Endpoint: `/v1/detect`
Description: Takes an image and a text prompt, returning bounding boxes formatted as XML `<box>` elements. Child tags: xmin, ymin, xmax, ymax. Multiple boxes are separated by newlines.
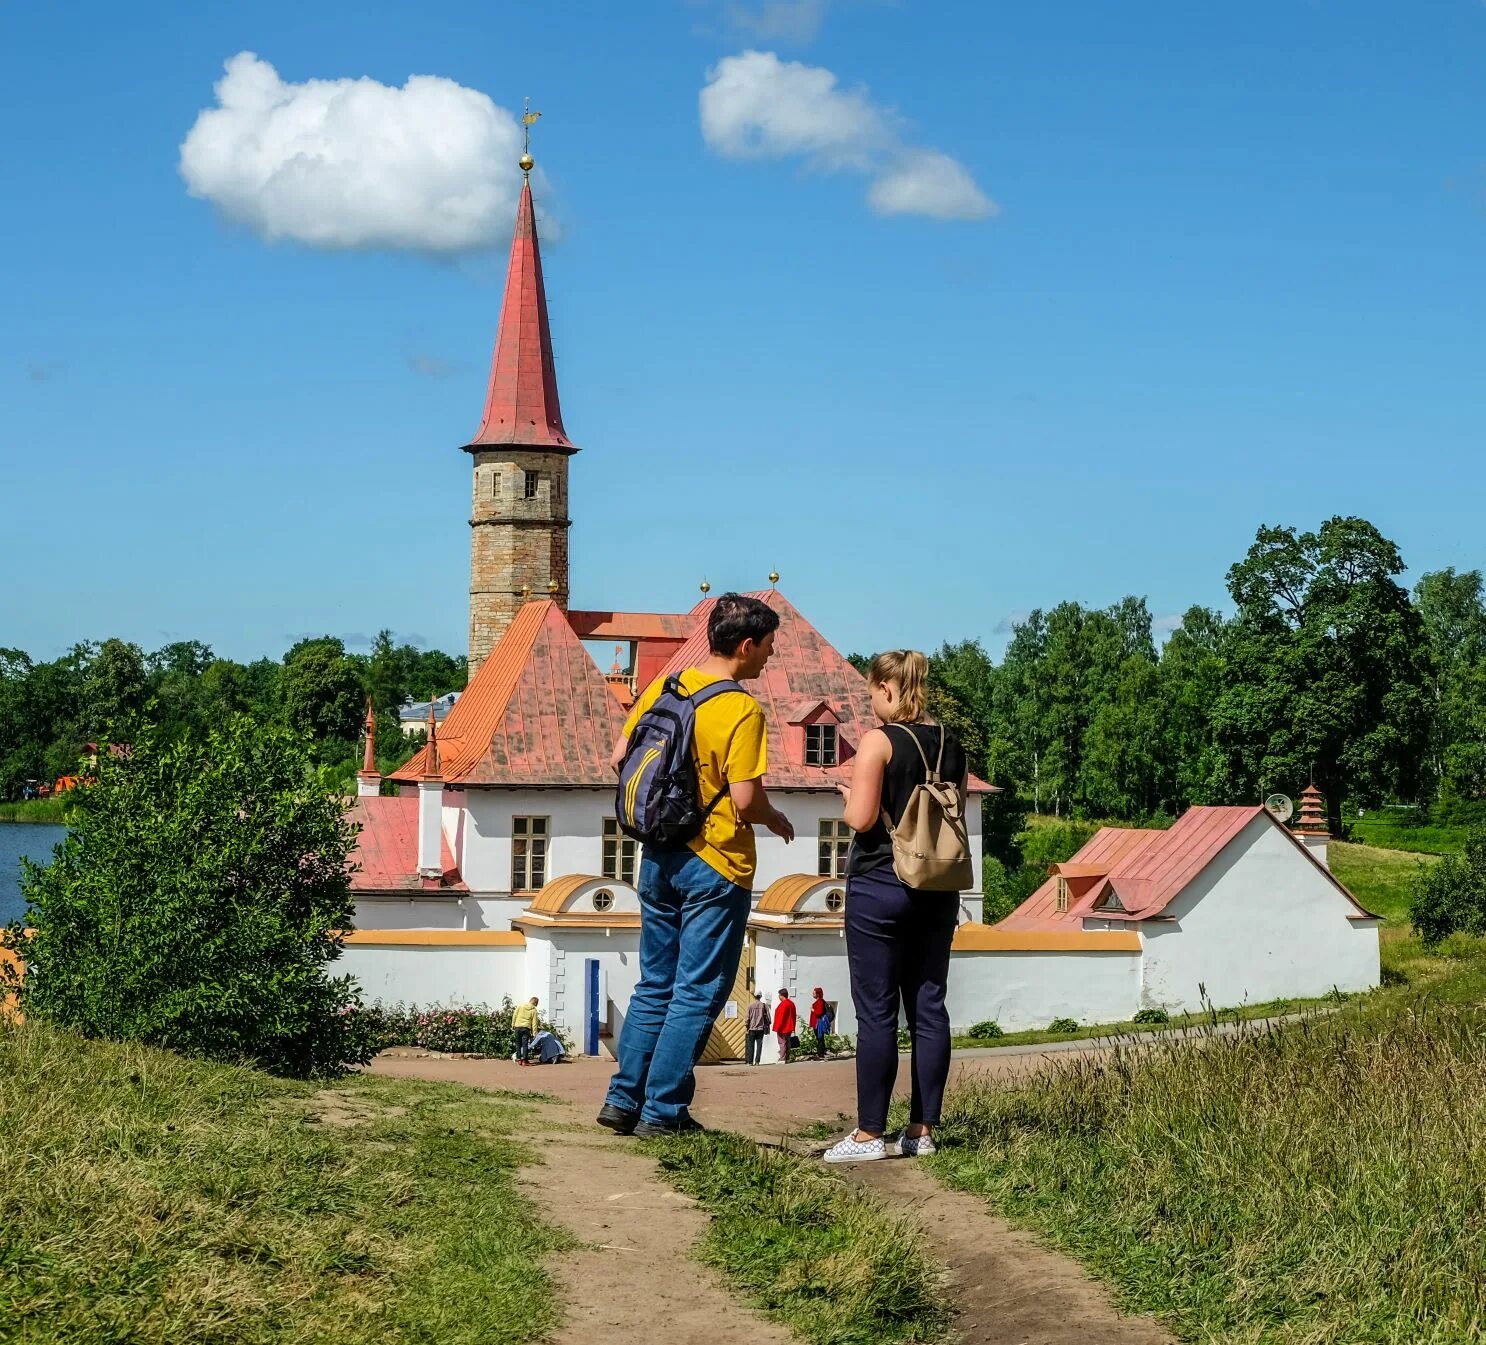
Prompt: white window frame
<box><xmin>818</xmin><ymin>819</ymin><xmax>851</xmax><ymax>878</ymax></box>
<box><xmin>602</xmin><ymin>818</ymin><xmax>638</xmax><ymax>885</ymax></box>
<box><xmin>805</xmin><ymin>722</ymin><xmax>839</xmax><ymax>767</ymax></box>
<box><xmin>512</xmin><ymin>815</ymin><xmax>549</xmax><ymax>892</ymax></box>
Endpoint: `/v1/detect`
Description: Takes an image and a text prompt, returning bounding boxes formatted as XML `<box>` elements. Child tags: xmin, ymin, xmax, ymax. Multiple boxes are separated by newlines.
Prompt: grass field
<box><xmin>647</xmin><ymin>1131</ymin><xmax>949</xmax><ymax>1345</ymax></box>
<box><xmin>0</xmin><ymin>799</ymin><xmax>73</xmax><ymax>824</ymax></box>
<box><xmin>1346</xmin><ymin>813</ymin><xmax>1471</xmax><ymax>855</ymax></box>
<box><xmin>0</xmin><ymin>1022</ymin><xmax>569</xmax><ymax>1344</ymax></box>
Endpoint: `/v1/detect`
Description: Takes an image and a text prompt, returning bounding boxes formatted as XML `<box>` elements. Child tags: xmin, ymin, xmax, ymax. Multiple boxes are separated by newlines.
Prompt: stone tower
<box><xmin>463</xmin><ymin>166</ymin><xmax>577</xmax><ymax>677</ymax></box>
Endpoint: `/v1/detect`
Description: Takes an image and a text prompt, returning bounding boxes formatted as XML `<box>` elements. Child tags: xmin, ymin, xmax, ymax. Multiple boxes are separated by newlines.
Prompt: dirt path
<box><xmin>508</xmin><ymin>1099</ymin><xmax>797</xmax><ymax>1345</ymax></box>
<box><xmin>373</xmin><ymin>1049</ymin><xmax>1177</xmax><ymax>1344</ymax></box>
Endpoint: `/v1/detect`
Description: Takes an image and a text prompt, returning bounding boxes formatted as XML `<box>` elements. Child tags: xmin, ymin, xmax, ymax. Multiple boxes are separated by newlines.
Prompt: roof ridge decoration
<box><xmin>463</xmin><ymin>166</ymin><xmax>576</xmax><ymax>453</ymax></box>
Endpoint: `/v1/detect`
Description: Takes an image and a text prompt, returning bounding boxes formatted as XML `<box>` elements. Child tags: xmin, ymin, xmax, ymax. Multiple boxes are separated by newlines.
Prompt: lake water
<box><xmin>0</xmin><ymin>823</ymin><xmax>67</xmax><ymax>925</ymax></box>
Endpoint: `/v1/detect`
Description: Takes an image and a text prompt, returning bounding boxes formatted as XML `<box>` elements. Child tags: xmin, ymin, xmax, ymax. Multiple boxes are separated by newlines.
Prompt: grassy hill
<box><xmin>0</xmin><ymin>1022</ymin><xmax>568</xmax><ymax>1344</ymax></box>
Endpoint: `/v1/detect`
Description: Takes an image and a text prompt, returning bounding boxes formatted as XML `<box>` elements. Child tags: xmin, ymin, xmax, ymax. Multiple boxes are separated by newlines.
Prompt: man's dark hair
<box><xmin>708</xmin><ymin>593</ymin><xmax>780</xmax><ymax>656</ymax></box>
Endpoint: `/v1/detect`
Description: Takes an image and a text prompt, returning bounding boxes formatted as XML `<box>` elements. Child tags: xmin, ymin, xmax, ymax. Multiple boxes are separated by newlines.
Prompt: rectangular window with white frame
<box><xmin>805</xmin><ymin>722</ymin><xmax>838</xmax><ymax>766</ymax></box>
<box><xmin>602</xmin><ymin>817</ymin><xmax>638</xmax><ymax>885</ymax></box>
<box><xmin>512</xmin><ymin>815</ymin><xmax>549</xmax><ymax>891</ymax></box>
<box><xmin>818</xmin><ymin>818</ymin><xmax>851</xmax><ymax>878</ymax></box>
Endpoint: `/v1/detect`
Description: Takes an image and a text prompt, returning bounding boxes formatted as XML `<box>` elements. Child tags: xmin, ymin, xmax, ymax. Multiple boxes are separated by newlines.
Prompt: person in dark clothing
<box><xmin>744</xmin><ymin>991</ymin><xmax>769</xmax><ymax>1065</ymax></box>
<box><xmin>824</xmin><ymin>650</ymin><xmax>967</xmax><ymax>1163</ymax></box>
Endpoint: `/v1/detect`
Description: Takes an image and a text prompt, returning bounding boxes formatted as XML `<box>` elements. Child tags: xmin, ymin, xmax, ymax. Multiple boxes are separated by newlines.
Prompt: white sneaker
<box><xmin>892</xmin><ymin>1132</ymin><xmax>936</xmax><ymax>1157</ymax></box>
<box><xmin>822</xmin><ymin>1132</ymin><xmax>887</xmax><ymax>1163</ymax></box>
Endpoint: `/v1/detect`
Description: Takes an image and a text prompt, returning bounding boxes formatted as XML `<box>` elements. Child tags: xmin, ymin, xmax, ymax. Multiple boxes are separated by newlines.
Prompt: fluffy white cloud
<box><xmin>726</xmin><ymin>0</ymin><xmax>833</xmax><ymax>45</ymax></box>
<box><xmin>699</xmin><ymin>51</ymin><xmax>994</xmax><ymax>221</ymax></box>
<box><xmin>180</xmin><ymin>53</ymin><xmax>536</xmax><ymax>254</ymax></box>
<box><xmin>868</xmin><ymin>152</ymin><xmax>997</xmax><ymax>221</ymax></box>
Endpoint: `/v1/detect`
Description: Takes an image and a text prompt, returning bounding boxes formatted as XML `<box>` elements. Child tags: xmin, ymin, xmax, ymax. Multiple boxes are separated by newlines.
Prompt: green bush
<box><xmin>356</xmin><ymin>1000</ymin><xmax>570</xmax><ymax>1056</ymax></box>
<box><xmin>1132</xmin><ymin>1007</ymin><xmax>1170</xmax><ymax>1024</ymax></box>
<box><xmin>1048</xmin><ymin>1017</ymin><xmax>1080</xmax><ymax>1033</ymax></box>
<box><xmin>787</xmin><ymin>1027</ymin><xmax>852</xmax><ymax>1061</ymax></box>
<box><xmin>967</xmin><ymin>1019</ymin><xmax>1004</xmax><ymax>1039</ymax></box>
<box><xmin>896</xmin><ymin>1025</ymin><xmax>912</xmax><ymax>1050</ymax></box>
<box><xmin>1409</xmin><ymin>824</ymin><xmax>1486</xmax><ymax>945</ymax></box>
<box><xmin>2</xmin><ymin>717</ymin><xmax>368</xmax><ymax>1077</ymax></box>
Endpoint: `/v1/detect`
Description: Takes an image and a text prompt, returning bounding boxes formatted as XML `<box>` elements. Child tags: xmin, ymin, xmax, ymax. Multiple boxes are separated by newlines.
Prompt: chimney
<box><xmin>1293</xmin><ymin>782</ymin><xmax>1330</xmax><ymax>870</ymax></box>
<box><xmin>356</xmin><ymin>698</ymin><xmax>381</xmax><ymax>798</ymax></box>
<box><xmin>418</xmin><ymin>699</ymin><xmax>444</xmax><ymax>883</ymax></box>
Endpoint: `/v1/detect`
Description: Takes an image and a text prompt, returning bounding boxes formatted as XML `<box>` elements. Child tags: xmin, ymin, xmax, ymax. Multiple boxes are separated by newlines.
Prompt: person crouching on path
<box><xmin>809</xmin><ymin>987</ymin><xmax>833</xmax><ymax>1058</ymax></box>
<box><xmin>597</xmin><ymin>594</ymin><xmax>795</xmax><ymax>1137</ymax></box>
<box><xmin>512</xmin><ymin>996</ymin><xmax>540</xmax><ymax>1066</ymax></box>
<box><xmin>773</xmin><ymin>987</ymin><xmax>797</xmax><ymax>1062</ymax></box>
<box><xmin>825</xmin><ymin>650</ymin><xmax>968</xmax><ymax>1162</ymax></box>
<box><xmin>744</xmin><ymin>991</ymin><xmax>769</xmax><ymax>1066</ymax></box>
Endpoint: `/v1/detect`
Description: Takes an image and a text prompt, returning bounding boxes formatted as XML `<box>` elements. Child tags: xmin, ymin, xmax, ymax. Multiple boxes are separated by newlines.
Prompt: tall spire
<box><xmin>463</xmin><ymin>141</ymin><xmax>575</xmax><ymax>453</ymax></box>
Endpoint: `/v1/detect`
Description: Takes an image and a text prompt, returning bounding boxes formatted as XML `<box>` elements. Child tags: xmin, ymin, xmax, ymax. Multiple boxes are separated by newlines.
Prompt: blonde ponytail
<box><xmin>868</xmin><ymin>650</ymin><xmax>929</xmax><ymax>723</ymax></box>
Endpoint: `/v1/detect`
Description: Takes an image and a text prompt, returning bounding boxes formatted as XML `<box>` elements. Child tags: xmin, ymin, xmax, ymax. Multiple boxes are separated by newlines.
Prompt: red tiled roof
<box><xmin>999</xmin><ymin>806</ymin><xmax>1376</xmax><ymax>932</ymax></box>
<box><xmin>349</xmin><ymin>795</ymin><xmax>465</xmax><ymax>892</ymax></box>
<box><xmin>567</xmin><ymin>610</ymin><xmax>693</xmax><ymax>640</ymax></box>
<box><xmin>653</xmin><ymin>590</ymin><xmax>993</xmax><ymax>792</ymax></box>
<box><xmin>391</xmin><ymin>600</ymin><xmax>627</xmax><ymax>787</ymax></box>
<box><xmin>464</xmin><ymin>180</ymin><xmax>575</xmax><ymax>452</ymax></box>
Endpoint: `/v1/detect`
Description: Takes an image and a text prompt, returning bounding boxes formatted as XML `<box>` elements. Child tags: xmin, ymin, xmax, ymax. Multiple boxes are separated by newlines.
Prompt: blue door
<box><xmin>584</xmin><ymin>957</ymin><xmax>600</xmax><ymax>1057</ymax></box>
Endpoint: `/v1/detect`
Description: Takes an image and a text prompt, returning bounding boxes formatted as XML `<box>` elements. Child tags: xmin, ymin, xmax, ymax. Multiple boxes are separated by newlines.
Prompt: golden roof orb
<box><xmin>519</xmin><ymin>152</ymin><xmax>535</xmax><ymax>173</ymax></box>
<box><xmin>547</xmin><ymin>578</ymin><xmax>560</xmax><ymax>594</ymax></box>
<box><xmin>700</xmin><ymin>579</ymin><xmax>712</xmax><ymax>595</ymax></box>
<box><xmin>768</xmin><ymin>570</ymin><xmax>780</xmax><ymax>586</ymax></box>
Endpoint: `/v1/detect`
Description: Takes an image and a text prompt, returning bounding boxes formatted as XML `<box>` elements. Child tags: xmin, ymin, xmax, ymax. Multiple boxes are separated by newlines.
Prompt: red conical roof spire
<box><xmin>464</xmin><ymin>176</ymin><xmax>576</xmax><ymax>453</ymax></box>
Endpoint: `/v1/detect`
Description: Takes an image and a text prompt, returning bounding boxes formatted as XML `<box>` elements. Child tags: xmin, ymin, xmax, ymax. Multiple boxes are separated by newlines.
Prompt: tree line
<box><xmin>919</xmin><ymin>516</ymin><xmax>1486</xmax><ymax>836</ymax></box>
<box><xmin>0</xmin><ymin>631</ymin><xmax>466</xmax><ymax>798</ymax></box>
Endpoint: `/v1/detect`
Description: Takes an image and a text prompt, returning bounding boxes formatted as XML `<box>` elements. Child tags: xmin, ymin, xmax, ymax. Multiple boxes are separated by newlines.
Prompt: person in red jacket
<box><xmin>808</xmin><ymin>987</ymin><xmax>833</xmax><ymax>1058</ymax></box>
<box><xmin>772</xmin><ymin>988</ymin><xmax>797</xmax><ymax>1063</ymax></box>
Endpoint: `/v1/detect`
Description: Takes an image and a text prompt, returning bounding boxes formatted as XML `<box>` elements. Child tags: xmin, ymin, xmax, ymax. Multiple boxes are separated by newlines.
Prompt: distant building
<box><xmin>397</xmin><ymin>693</ymin><xmax>461</xmax><ymax>738</ymax></box>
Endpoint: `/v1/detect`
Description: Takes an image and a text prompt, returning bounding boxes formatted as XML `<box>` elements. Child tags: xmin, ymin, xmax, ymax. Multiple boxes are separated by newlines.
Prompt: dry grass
<box><xmin>930</xmin><ymin>1000</ymin><xmax>1486</xmax><ymax>1343</ymax></box>
<box><xmin>0</xmin><ymin>1021</ymin><xmax>569</xmax><ymax>1343</ymax></box>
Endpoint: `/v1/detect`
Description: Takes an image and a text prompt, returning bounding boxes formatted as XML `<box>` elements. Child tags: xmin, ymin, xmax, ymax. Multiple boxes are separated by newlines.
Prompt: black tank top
<box><xmin>847</xmin><ymin>722</ymin><xmax>968</xmax><ymax>877</ymax></box>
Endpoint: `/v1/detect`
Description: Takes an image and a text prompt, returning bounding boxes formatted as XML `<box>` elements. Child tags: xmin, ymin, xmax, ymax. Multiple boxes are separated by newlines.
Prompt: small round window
<box><xmin>824</xmin><ymin>889</ymin><xmax>845</xmax><ymax>913</ymax></box>
<box><xmin>592</xmin><ymin>888</ymin><xmax>615</xmax><ymax>913</ymax></box>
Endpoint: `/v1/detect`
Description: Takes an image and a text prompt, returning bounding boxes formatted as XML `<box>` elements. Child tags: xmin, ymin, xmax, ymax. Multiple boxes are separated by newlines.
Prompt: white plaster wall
<box><xmin>753</xmin><ymin>928</ymin><xmax>854</xmax><ymax>1036</ymax></box>
<box><xmin>525</xmin><ymin>928</ymin><xmax>643</xmax><ymax>1048</ymax></box>
<box><xmin>753</xmin><ymin>789</ymin><xmax>985</xmax><ymax>899</ymax></box>
<box><xmin>352</xmin><ymin>894</ymin><xmax>532</xmax><ymax>933</ymax></box>
<box><xmin>459</xmin><ymin>788</ymin><xmax>613</xmax><ymax>894</ymax></box>
<box><xmin>341</xmin><ymin>944</ymin><xmax>526</xmax><ymax>1009</ymax></box>
<box><xmin>1139</xmin><ymin>815</ymin><xmax>1381</xmax><ymax>1014</ymax></box>
<box><xmin>948</xmin><ymin>949</ymin><xmax>1141</xmax><ymax>1033</ymax></box>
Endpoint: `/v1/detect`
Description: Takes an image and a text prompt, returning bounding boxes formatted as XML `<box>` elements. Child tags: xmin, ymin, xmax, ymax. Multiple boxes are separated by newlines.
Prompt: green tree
<box><xmin>4</xmin><ymin>716</ymin><xmax>368</xmax><ymax>1076</ymax></box>
<box><xmin>281</xmin><ymin>641</ymin><xmax>364</xmax><ymax>751</ymax></box>
<box><xmin>1414</xmin><ymin>568</ymin><xmax>1486</xmax><ymax>798</ymax></box>
<box><xmin>1213</xmin><ymin>517</ymin><xmax>1434</xmax><ymax>831</ymax></box>
<box><xmin>82</xmin><ymin>638</ymin><xmax>150</xmax><ymax>739</ymax></box>
<box><xmin>1159</xmin><ymin>606</ymin><xmax>1229</xmax><ymax>805</ymax></box>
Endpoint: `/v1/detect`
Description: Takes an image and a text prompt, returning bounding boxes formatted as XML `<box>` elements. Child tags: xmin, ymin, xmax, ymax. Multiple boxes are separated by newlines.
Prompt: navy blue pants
<box><xmin>845</xmin><ymin>866</ymin><xmax>958</xmax><ymax>1133</ymax></box>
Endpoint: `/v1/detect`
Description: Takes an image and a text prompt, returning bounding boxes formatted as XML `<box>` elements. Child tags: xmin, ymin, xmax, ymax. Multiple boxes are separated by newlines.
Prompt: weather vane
<box><xmin>520</xmin><ymin>97</ymin><xmax>541</xmax><ymax>176</ymax></box>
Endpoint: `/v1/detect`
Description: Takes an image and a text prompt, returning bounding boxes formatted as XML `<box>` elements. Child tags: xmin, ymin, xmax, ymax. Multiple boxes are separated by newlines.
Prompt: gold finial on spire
<box><xmin>520</xmin><ymin>97</ymin><xmax>540</xmax><ymax>175</ymax></box>
<box><xmin>768</xmin><ymin>570</ymin><xmax>780</xmax><ymax>586</ymax></box>
<box><xmin>700</xmin><ymin>578</ymin><xmax>711</xmax><ymax>595</ymax></box>
<box><xmin>547</xmin><ymin>578</ymin><xmax>559</xmax><ymax>595</ymax></box>
<box><xmin>521</xmin><ymin>582</ymin><xmax>533</xmax><ymax>600</ymax></box>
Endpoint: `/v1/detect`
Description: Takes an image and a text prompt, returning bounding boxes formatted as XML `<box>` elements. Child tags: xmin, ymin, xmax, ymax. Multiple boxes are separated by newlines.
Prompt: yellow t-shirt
<box><xmin>624</xmin><ymin>670</ymin><xmax>768</xmax><ymax>887</ymax></box>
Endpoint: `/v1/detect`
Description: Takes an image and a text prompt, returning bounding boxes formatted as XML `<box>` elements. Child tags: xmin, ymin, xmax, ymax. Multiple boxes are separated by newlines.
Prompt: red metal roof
<box><xmin>999</xmin><ymin>806</ymin><xmax>1377</xmax><ymax>932</ymax></box>
<box><xmin>567</xmin><ymin>610</ymin><xmax>693</xmax><ymax>640</ymax></box>
<box><xmin>349</xmin><ymin>795</ymin><xmax>465</xmax><ymax>892</ymax></box>
<box><xmin>464</xmin><ymin>180</ymin><xmax>575</xmax><ymax>452</ymax></box>
<box><xmin>391</xmin><ymin>600</ymin><xmax>628</xmax><ymax>787</ymax></box>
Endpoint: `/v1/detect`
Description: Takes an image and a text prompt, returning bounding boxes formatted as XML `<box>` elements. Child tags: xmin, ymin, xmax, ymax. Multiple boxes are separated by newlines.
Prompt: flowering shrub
<box><xmin>352</xmin><ymin>1000</ymin><xmax>570</xmax><ymax>1057</ymax></box>
<box><xmin>787</xmin><ymin>1028</ymin><xmax>852</xmax><ymax>1061</ymax></box>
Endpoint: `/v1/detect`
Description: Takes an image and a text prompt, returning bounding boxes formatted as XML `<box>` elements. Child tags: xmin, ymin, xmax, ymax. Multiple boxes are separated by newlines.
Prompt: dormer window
<box><xmin>1056</xmin><ymin>877</ymin><xmax>1070</xmax><ymax>913</ymax></box>
<box><xmin>1097</xmin><ymin>891</ymin><xmax>1125</xmax><ymax>913</ymax></box>
<box><xmin>806</xmin><ymin>723</ymin><xmax>838</xmax><ymax>767</ymax></box>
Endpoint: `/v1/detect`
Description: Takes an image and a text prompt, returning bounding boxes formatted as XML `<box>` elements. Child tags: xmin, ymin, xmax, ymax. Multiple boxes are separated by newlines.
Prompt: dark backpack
<box><xmin>615</xmin><ymin>676</ymin><xmax>744</xmax><ymax>849</ymax></box>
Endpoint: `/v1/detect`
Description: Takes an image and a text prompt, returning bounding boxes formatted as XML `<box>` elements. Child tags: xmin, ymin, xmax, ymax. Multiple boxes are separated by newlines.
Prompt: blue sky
<box><xmin>3</xmin><ymin>0</ymin><xmax>1484</xmax><ymax>666</ymax></box>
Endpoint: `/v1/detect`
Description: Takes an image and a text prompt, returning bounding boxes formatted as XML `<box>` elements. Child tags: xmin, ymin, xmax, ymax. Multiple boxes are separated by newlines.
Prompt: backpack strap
<box><xmin>878</xmin><ymin>723</ymin><xmax>948</xmax><ymax>831</ymax></box>
<box><xmin>687</xmin><ymin>679</ymin><xmax>747</xmax><ymax>816</ymax></box>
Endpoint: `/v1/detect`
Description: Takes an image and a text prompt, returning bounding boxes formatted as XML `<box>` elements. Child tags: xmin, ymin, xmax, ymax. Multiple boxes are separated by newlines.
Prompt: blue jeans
<box><xmin>605</xmin><ymin>848</ymin><xmax>751</xmax><ymax>1124</ymax></box>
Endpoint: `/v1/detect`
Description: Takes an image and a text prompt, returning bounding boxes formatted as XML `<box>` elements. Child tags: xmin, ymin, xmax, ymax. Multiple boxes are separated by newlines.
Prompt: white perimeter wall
<box><xmin>949</xmin><ymin>948</ymin><xmax>1141</xmax><ymax>1033</ymax></box>
<box><xmin>1139</xmin><ymin>815</ymin><xmax>1381</xmax><ymax>1014</ymax></box>
<box><xmin>340</xmin><ymin>943</ymin><xmax>525</xmax><ymax>1009</ymax></box>
<box><xmin>524</xmin><ymin>928</ymin><xmax>644</xmax><ymax>1046</ymax></box>
<box><xmin>753</xmin><ymin>928</ymin><xmax>854</xmax><ymax>1039</ymax></box>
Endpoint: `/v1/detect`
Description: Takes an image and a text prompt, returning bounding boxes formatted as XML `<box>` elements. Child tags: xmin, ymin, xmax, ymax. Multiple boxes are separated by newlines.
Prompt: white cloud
<box><xmin>180</xmin><ymin>53</ymin><xmax>538</xmax><ymax>254</ymax></box>
<box><xmin>868</xmin><ymin>151</ymin><xmax>996</xmax><ymax>221</ymax></box>
<box><xmin>726</xmin><ymin>0</ymin><xmax>833</xmax><ymax>44</ymax></box>
<box><xmin>699</xmin><ymin>51</ymin><xmax>994</xmax><ymax>220</ymax></box>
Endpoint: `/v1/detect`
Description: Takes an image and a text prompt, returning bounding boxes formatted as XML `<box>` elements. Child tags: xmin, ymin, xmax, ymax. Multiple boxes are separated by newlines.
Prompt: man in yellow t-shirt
<box><xmin>511</xmin><ymin>996</ymin><xmax>540</xmax><ymax>1065</ymax></box>
<box><xmin>599</xmin><ymin>594</ymin><xmax>794</xmax><ymax>1138</ymax></box>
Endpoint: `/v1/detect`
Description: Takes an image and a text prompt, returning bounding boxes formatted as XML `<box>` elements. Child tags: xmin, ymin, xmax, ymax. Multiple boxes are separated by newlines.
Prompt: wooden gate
<box><xmin>700</xmin><ymin>932</ymin><xmax>755</xmax><ymax>1064</ymax></box>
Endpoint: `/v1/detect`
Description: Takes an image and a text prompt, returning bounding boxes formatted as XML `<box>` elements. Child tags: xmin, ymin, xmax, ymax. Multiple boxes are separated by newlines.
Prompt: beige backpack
<box><xmin>881</xmin><ymin>724</ymin><xmax>974</xmax><ymax>892</ymax></box>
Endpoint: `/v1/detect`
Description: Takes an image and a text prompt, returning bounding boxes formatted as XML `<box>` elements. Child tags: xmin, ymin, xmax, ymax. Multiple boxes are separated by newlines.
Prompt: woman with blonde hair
<box><xmin>823</xmin><ymin>650</ymin><xmax>968</xmax><ymax>1163</ymax></box>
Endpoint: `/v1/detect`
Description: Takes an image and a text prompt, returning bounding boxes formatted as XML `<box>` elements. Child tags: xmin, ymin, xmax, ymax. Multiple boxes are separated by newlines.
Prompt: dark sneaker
<box><xmin>596</xmin><ymin>1103</ymin><xmax>640</xmax><ymax>1134</ymax></box>
<box><xmin>633</xmin><ymin>1114</ymin><xmax>707</xmax><ymax>1138</ymax></box>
